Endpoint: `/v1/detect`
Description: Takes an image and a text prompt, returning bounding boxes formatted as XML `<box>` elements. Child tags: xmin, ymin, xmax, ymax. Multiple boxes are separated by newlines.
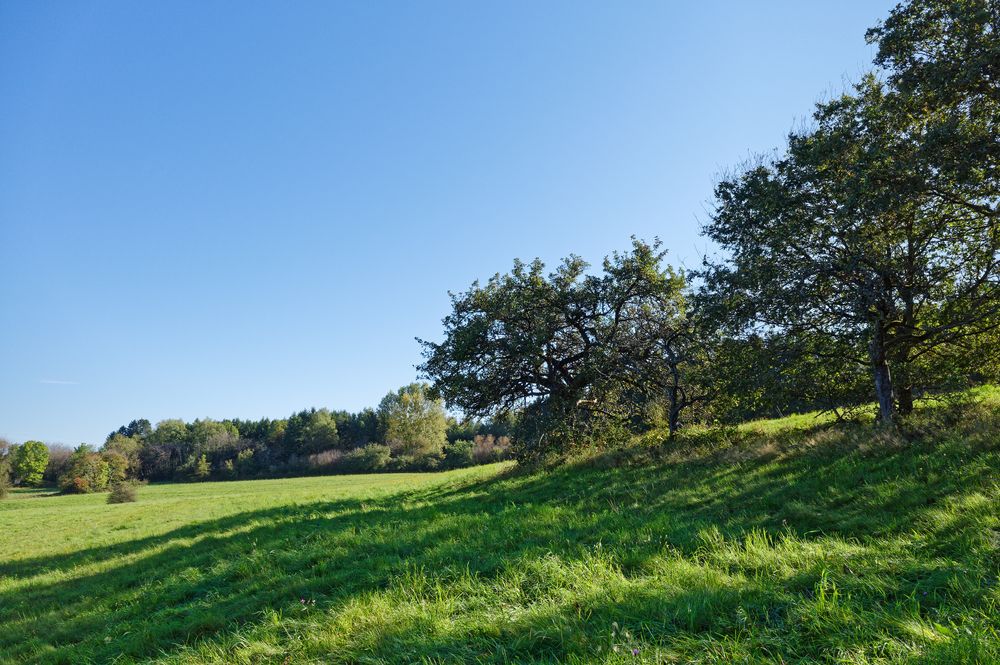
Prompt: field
<box><xmin>2</xmin><ymin>394</ymin><xmax>1000</xmax><ymax>664</ymax></box>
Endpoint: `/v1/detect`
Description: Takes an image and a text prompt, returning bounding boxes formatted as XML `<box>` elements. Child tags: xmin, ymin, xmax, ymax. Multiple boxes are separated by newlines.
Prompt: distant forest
<box><xmin>0</xmin><ymin>383</ymin><xmax>514</xmax><ymax>494</ymax></box>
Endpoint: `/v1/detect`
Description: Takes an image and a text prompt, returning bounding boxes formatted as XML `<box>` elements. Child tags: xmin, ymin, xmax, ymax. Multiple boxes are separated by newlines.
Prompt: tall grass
<box><xmin>0</xmin><ymin>389</ymin><xmax>997</xmax><ymax>663</ymax></box>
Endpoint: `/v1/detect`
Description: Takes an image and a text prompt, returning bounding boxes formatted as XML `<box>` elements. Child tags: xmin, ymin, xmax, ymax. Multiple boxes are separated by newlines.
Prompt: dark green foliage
<box><xmin>440</xmin><ymin>435</ymin><xmax>512</xmax><ymax>470</ymax></box>
<box><xmin>107</xmin><ymin>418</ymin><xmax>152</xmax><ymax>443</ymax></box>
<box><xmin>332</xmin><ymin>408</ymin><xmax>378</xmax><ymax>449</ymax></box>
<box><xmin>412</xmin><ymin>0</ymin><xmax>998</xmax><ymax>441</ymax></box>
<box><xmin>107</xmin><ymin>481</ymin><xmax>139</xmax><ymax>504</ymax></box>
<box><xmin>701</xmin><ymin>1</ymin><xmax>999</xmax><ymax>424</ymax></box>
<box><xmin>695</xmin><ymin>333</ymin><xmax>873</xmax><ymax>424</ymax></box>
<box><xmin>419</xmin><ymin>239</ymin><xmax>693</xmax><ymax>460</ymax></box>
<box><xmin>283</xmin><ymin>409</ymin><xmax>339</xmax><ymax>457</ymax></box>
<box><xmin>868</xmin><ymin>0</ymin><xmax>999</xmax><ymax>174</ymax></box>
<box><xmin>442</xmin><ymin>439</ymin><xmax>474</xmax><ymax>469</ymax></box>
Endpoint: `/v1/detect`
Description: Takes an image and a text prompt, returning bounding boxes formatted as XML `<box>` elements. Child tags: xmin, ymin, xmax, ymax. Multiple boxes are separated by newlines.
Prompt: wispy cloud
<box><xmin>38</xmin><ymin>379</ymin><xmax>79</xmax><ymax>385</ymax></box>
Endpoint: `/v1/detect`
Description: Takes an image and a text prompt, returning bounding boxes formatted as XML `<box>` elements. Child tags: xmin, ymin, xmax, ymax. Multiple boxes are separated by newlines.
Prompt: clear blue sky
<box><xmin>0</xmin><ymin>1</ymin><xmax>895</xmax><ymax>445</ymax></box>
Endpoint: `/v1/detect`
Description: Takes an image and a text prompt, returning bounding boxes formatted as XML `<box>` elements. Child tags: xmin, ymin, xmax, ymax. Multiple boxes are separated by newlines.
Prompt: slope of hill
<box><xmin>1</xmin><ymin>389</ymin><xmax>998</xmax><ymax>664</ymax></box>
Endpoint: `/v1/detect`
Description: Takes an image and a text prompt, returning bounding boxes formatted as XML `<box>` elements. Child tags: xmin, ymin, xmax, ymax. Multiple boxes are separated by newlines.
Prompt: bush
<box><xmin>389</xmin><ymin>453</ymin><xmax>442</xmax><ymax>472</ymax></box>
<box><xmin>441</xmin><ymin>435</ymin><xmax>513</xmax><ymax>469</ymax></box>
<box><xmin>443</xmin><ymin>439</ymin><xmax>475</xmax><ymax>469</ymax></box>
<box><xmin>107</xmin><ymin>481</ymin><xmax>139</xmax><ymax>504</ymax></box>
<box><xmin>342</xmin><ymin>444</ymin><xmax>392</xmax><ymax>472</ymax></box>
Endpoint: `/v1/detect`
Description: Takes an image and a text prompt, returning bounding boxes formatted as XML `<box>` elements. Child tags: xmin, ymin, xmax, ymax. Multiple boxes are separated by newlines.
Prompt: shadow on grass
<box><xmin>1</xmin><ymin>426</ymin><xmax>998</xmax><ymax>664</ymax></box>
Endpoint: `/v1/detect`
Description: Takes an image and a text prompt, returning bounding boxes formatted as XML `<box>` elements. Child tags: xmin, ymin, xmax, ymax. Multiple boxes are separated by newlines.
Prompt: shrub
<box><xmin>107</xmin><ymin>481</ymin><xmax>139</xmax><ymax>504</ymax></box>
<box><xmin>389</xmin><ymin>452</ymin><xmax>442</xmax><ymax>472</ymax></box>
<box><xmin>342</xmin><ymin>444</ymin><xmax>392</xmax><ymax>472</ymax></box>
<box><xmin>443</xmin><ymin>439</ymin><xmax>475</xmax><ymax>469</ymax></box>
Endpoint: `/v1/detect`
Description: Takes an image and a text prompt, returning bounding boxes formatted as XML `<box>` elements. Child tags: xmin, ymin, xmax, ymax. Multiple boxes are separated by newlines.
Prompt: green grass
<box><xmin>2</xmin><ymin>393</ymin><xmax>999</xmax><ymax>664</ymax></box>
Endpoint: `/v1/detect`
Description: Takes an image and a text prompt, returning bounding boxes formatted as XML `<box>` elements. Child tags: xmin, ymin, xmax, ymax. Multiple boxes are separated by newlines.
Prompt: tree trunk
<box><xmin>666</xmin><ymin>360</ymin><xmax>682</xmax><ymax>439</ymax></box>
<box><xmin>667</xmin><ymin>385</ymin><xmax>680</xmax><ymax>439</ymax></box>
<box><xmin>897</xmin><ymin>385</ymin><xmax>914</xmax><ymax>415</ymax></box>
<box><xmin>897</xmin><ymin>219</ymin><xmax>916</xmax><ymax>418</ymax></box>
<box><xmin>869</xmin><ymin>331</ymin><xmax>895</xmax><ymax>424</ymax></box>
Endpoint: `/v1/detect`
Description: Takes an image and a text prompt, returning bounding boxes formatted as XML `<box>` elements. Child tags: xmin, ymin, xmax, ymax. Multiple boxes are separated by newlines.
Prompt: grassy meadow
<box><xmin>2</xmin><ymin>392</ymin><xmax>1000</xmax><ymax>664</ymax></box>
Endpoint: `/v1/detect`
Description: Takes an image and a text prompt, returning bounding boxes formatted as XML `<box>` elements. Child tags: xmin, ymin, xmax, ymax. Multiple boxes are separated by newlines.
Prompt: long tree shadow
<box><xmin>1</xmin><ymin>502</ymin><xmax>344</xmax><ymax>581</ymax></box>
<box><xmin>1</xmin><ymin>431</ymin><xmax>997</xmax><ymax>664</ymax></box>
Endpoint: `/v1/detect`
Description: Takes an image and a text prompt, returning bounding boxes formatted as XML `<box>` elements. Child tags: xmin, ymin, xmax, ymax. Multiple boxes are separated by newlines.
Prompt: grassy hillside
<box><xmin>2</xmin><ymin>391</ymin><xmax>999</xmax><ymax>664</ymax></box>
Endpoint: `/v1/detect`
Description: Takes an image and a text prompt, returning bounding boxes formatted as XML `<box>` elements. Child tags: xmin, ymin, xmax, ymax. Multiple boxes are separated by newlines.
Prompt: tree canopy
<box><xmin>419</xmin><ymin>239</ymin><xmax>695</xmax><ymax>458</ymax></box>
<box><xmin>700</xmin><ymin>1</ymin><xmax>999</xmax><ymax>423</ymax></box>
<box><xmin>12</xmin><ymin>440</ymin><xmax>49</xmax><ymax>486</ymax></box>
<box><xmin>376</xmin><ymin>383</ymin><xmax>448</xmax><ymax>465</ymax></box>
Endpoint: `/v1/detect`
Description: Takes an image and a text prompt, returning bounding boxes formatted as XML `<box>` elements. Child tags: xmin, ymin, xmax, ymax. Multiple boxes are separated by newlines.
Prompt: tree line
<box><xmin>0</xmin><ymin>383</ymin><xmax>513</xmax><ymax>493</ymax></box>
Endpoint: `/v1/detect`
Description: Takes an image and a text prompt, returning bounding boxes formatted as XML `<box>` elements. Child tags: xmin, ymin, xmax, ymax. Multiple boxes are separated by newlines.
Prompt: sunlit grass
<box><xmin>1</xmin><ymin>389</ymin><xmax>998</xmax><ymax>663</ymax></box>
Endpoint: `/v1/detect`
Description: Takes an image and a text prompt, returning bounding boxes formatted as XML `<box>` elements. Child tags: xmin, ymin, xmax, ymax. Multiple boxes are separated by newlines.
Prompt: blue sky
<box><xmin>0</xmin><ymin>1</ymin><xmax>895</xmax><ymax>445</ymax></box>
